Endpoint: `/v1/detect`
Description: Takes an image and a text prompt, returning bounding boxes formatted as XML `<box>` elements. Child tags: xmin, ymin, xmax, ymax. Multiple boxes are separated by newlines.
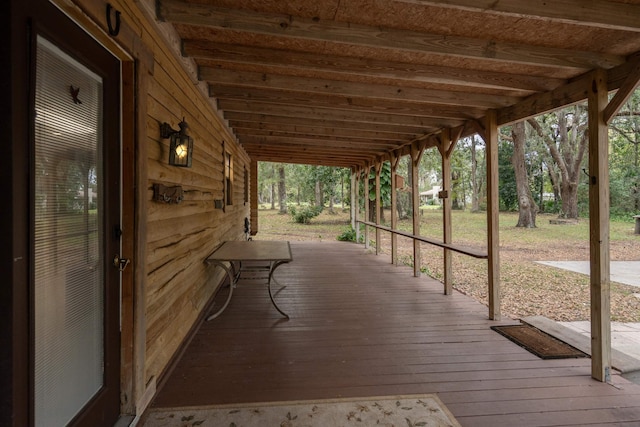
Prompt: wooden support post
<box><xmin>588</xmin><ymin>69</ymin><xmax>612</xmax><ymax>383</ymax></box>
<box><xmin>484</xmin><ymin>111</ymin><xmax>501</xmax><ymax>320</ymax></box>
<box><xmin>390</xmin><ymin>153</ymin><xmax>400</xmax><ymax>265</ymax></box>
<box><xmin>375</xmin><ymin>162</ymin><xmax>382</xmax><ymax>256</ymax></box>
<box><xmin>411</xmin><ymin>144</ymin><xmax>423</xmax><ymax>277</ymax></box>
<box><xmin>250</xmin><ymin>159</ymin><xmax>259</xmax><ymax>235</ymax></box>
<box><xmin>438</xmin><ymin>129</ymin><xmax>454</xmax><ymax>295</ymax></box>
<box><xmin>350</xmin><ymin>169</ymin><xmax>356</xmax><ymax>230</ymax></box>
<box><xmin>364</xmin><ymin>166</ymin><xmax>370</xmax><ymax>249</ymax></box>
<box><xmin>355</xmin><ymin>171</ymin><xmax>361</xmax><ymax>244</ymax></box>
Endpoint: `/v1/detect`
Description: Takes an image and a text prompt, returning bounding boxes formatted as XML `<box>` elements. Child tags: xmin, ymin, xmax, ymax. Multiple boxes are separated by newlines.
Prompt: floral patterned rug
<box><xmin>142</xmin><ymin>394</ymin><xmax>460</xmax><ymax>427</ymax></box>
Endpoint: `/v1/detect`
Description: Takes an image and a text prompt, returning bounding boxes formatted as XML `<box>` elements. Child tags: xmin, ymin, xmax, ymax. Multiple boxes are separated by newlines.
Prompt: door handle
<box><xmin>113</xmin><ymin>255</ymin><xmax>131</xmax><ymax>272</ymax></box>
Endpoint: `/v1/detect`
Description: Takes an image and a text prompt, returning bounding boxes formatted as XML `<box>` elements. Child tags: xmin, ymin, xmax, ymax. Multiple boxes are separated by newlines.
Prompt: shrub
<box><xmin>336</xmin><ymin>225</ymin><xmax>364</xmax><ymax>242</ymax></box>
<box><xmin>289</xmin><ymin>204</ymin><xmax>322</xmax><ymax>224</ymax></box>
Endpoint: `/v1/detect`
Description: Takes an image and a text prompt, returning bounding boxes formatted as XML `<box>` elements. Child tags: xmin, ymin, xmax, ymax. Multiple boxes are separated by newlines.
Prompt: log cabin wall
<box><xmin>133</xmin><ymin>4</ymin><xmax>252</xmax><ymax>385</ymax></box>
<box><xmin>54</xmin><ymin>0</ymin><xmax>252</xmax><ymax>392</ymax></box>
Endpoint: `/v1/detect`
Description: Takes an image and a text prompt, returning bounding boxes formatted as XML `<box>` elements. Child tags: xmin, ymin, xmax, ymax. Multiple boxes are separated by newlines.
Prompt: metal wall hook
<box><xmin>106</xmin><ymin>3</ymin><xmax>121</xmax><ymax>37</ymax></box>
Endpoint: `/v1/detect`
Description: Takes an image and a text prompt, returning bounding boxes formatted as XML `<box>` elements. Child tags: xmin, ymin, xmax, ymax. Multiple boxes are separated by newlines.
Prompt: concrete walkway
<box><xmin>528</xmin><ymin>261</ymin><xmax>640</xmax><ymax>383</ymax></box>
<box><xmin>558</xmin><ymin>321</ymin><xmax>640</xmax><ymax>385</ymax></box>
<box><xmin>535</xmin><ymin>261</ymin><xmax>640</xmax><ymax>288</ymax></box>
<box><xmin>558</xmin><ymin>321</ymin><xmax>640</xmax><ymax>362</ymax></box>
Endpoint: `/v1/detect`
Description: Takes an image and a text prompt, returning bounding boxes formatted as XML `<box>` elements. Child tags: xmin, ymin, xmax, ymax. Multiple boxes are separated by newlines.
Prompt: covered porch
<box><xmin>144</xmin><ymin>241</ymin><xmax>640</xmax><ymax>426</ymax></box>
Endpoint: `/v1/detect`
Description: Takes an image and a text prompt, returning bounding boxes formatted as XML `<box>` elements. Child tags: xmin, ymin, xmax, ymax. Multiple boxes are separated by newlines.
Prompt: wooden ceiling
<box><xmin>157</xmin><ymin>0</ymin><xmax>640</xmax><ymax>168</ymax></box>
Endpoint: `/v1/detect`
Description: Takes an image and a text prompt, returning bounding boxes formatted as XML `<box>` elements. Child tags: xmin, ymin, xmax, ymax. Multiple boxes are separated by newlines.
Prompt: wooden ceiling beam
<box><xmin>218</xmin><ymin>99</ymin><xmax>461</xmax><ymax>129</ymax></box>
<box><xmin>398</xmin><ymin>0</ymin><xmax>640</xmax><ymax>33</ymax></box>
<box><xmin>234</xmin><ymin>129</ymin><xmax>404</xmax><ymax>145</ymax></box>
<box><xmin>158</xmin><ymin>0</ymin><xmax>624</xmax><ymax>69</ymax></box>
<box><xmin>211</xmin><ymin>85</ymin><xmax>485</xmax><ymax>120</ymax></box>
<box><xmin>604</xmin><ymin>56</ymin><xmax>640</xmax><ymax>124</ymax></box>
<box><xmin>246</xmin><ymin>153</ymin><xmax>361</xmax><ymax>167</ymax></box>
<box><xmin>241</xmin><ymin>144</ymin><xmax>376</xmax><ymax>162</ymax></box>
<box><xmin>225</xmin><ymin>113</ymin><xmax>430</xmax><ymax>135</ymax></box>
<box><xmin>201</xmin><ymin>68</ymin><xmax>518</xmax><ymax>108</ymax></box>
<box><xmin>238</xmin><ymin>135</ymin><xmax>398</xmax><ymax>150</ymax></box>
<box><xmin>184</xmin><ymin>40</ymin><xmax>565</xmax><ymax>92</ymax></box>
<box><xmin>238</xmin><ymin>134</ymin><xmax>398</xmax><ymax>152</ymax></box>
<box><xmin>498</xmin><ymin>57</ymin><xmax>640</xmax><ymax>125</ymax></box>
<box><xmin>230</xmin><ymin>122</ymin><xmax>409</xmax><ymax>141</ymax></box>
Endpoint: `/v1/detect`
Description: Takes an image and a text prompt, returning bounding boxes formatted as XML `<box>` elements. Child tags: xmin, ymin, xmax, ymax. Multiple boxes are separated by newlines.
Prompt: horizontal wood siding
<box><xmin>149</xmin><ymin>241</ymin><xmax>640</xmax><ymax>426</ymax></box>
<box><xmin>75</xmin><ymin>0</ymin><xmax>253</xmax><ymax>385</ymax></box>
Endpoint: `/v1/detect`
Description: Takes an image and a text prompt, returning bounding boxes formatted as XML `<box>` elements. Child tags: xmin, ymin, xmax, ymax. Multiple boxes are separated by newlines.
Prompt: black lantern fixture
<box><xmin>160</xmin><ymin>118</ymin><xmax>193</xmax><ymax>167</ymax></box>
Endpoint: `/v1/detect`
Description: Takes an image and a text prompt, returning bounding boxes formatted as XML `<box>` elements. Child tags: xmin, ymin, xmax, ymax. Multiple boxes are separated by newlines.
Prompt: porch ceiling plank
<box><xmin>158</xmin><ymin>0</ymin><xmax>624</xmax><ymax>69</ymax></box>
<box><xmin>201</xmin><ymin>68</ymin><xmax>520</xmax><ymax>108</ymax></box>
<box><xmin>397</xmin><ymin>0</ymin><xmax>640</xmax><ymax>32</ymax></box>
<box><xmin>240</xmin><ymin>146</ymin><xmax>374</xmax><ymax>163</ymax></box>
<box><xmin>218</xmin><ymin>100</ymin><xmax>462</xmax><ymax>129</ymax></box>
<box><xmin>233</xmin><ymin>128</ymin><xmax>406</xmax><ymax>144</ymax></box>
<box><xmin>238</xmin><ymin>136</ymin><xmax>398</xmax><ymax>151</ymax></box>
<box><xmin>224</xmin><ymin>113</ymin><xmax>431</xmax><ymax>136</ymax></box>
<box><xmin>229</xmin><ymin>122</ymin><xmax>413</xmax><ymax>141</ymax></box>
<box><xmin>243</xmin><ymin>154</ymin><xmax>359</xmax><ymax>167</ymax></box>
<box><xmin>240</xmin><ymin>151</ymin><xmax>376</xmax><ymax>166</ymax></box>
<box><xmin>183</xmin><ymin>40</ymin><xmax>566</xmax><ymax>92</ymax></box>
<box><xmin>211</xmin><ymin>85</ymin><xmax>486</xmax><ymax>120</ymax></box>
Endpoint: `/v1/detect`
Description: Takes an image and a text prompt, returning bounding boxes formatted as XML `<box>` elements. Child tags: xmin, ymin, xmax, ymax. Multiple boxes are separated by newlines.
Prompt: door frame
<box><xmin>4</xmin><ymin>0</ymin><xmax>142</xmax><ymax>425</ymax></box>
<box><xmin>29</xmin><ymin>6</ymin><xmax>122</xmax><ymax>426</ymax></box>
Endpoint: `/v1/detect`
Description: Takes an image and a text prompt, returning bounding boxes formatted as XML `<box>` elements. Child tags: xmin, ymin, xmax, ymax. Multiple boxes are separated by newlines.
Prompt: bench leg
<box><xmin>206</xmin><ymin>262</ymin><xmax>236</xmax><ymax>321</ymax></box>
<box><xmin>268</xmin><ymin>261</ymin><xmax>290</xmax><ymax>319</ymax></box>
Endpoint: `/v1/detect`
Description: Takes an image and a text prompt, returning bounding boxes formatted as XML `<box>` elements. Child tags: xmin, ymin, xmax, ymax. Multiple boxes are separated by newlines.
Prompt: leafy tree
<box><xmin>368</xmin><ymin>161</ymin><xmax>391</xmax><ymax>222</ymax></box>
<box><xmin>527</xmin><ymin>105</ymin><xmax>589</xmax><ymax>219</ymax></box>
<box><xmin>257</xmin><ymin>162</ymin><xmax>277</xmax><ymax>208</ymax></box>
<box><xmin>609</xmin><ymin>88</ymin><xmax>640</xmax><ymax>216</ymax></box>
<box><xmin>498</xmin><ymin>138</ymin><xmax>518</xmax><ymax>211</ymax></box>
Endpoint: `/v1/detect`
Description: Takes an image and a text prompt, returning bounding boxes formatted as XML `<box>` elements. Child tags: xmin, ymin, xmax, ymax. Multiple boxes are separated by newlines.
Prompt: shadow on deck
<box><xmin>146</xmin><ymin>241</ymin><xmax>640</xmax><ymax>426</ymax></box>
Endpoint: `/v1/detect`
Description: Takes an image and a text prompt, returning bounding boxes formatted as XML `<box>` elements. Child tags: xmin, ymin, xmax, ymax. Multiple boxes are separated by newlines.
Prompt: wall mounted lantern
<box><xmin>160</xmin><ymin>118</ymin><xmax>193</xmax><ymax>167</ymax></box>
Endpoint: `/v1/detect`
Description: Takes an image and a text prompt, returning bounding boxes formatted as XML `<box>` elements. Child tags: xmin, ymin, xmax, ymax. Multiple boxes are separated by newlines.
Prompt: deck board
<box><xmin>148</xmin><ymin>241</ymin><xmax>640</xmax><ymax>426</ymax></box>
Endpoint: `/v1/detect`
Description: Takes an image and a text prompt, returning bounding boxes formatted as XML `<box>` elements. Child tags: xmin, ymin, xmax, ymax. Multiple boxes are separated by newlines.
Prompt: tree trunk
<box><xmin>278</xmin><ymin>165</ymin><xmax>287</xmax><ymax>214</ymax></box>
<box><xmin>512</xmin><ymin>122</ymin><xmax>537</xmax><ymax>227</ymax></box>
<box><xmin>315</xmin><ymin>180</ymin><xmax>323</xmax><ymax>208</ymax></box>
<box><xmin>451</xmin><ymin>170</ymin><xmax>462</xmax><ymax>209</ymax></box>
<box><xmin>560</xmin><ymin>180</ymin><xmax>579</xmax><ymax>218</ymax></box>
<box><xmin>270</xmin><ymin>182</ymin><xmax>275</xmax><ymax>210</ymax></box>
<box><xmin>471</xmin><ymin>135</ymin><xmax>480</xmax><ymax>212</ymax></box>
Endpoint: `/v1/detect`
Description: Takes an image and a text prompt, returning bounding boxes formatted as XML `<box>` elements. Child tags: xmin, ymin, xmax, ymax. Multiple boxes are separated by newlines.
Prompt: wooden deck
<box><xmin>148</xmin><ymin>241</ymin><xmax>640</xmax><ymax>426</ymax></box>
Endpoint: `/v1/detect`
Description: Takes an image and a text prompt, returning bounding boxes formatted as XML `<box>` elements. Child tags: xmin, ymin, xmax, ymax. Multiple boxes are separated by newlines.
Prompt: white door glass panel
<box><xmin>34</xmin><ymin>36</ymin><xmax>104</xmax><ymax>427</ymax></box>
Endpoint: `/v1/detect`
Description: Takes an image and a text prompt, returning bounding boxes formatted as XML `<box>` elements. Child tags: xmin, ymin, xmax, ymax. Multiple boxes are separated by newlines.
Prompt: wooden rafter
<box><xmin>202</xmin><ymin>68</ymin><xmax>520</xmax><ymax>108</ymax></box>
<box><xmin>224</xmin><ymin>113</ymin><xmax>431</xmax><ymax>135</ymax></box>
<box><xmin>159</xmin><ymin>0</ymin><xmax>623</xmax><ymax>69</ymax></box>
<box><xmin>211</xmin><ymin>85</ymin><xmax>487</xmax><ymax>120</ymax></box>
<box><xmin>231</xmin><ymin>123</ymin><xmax>408</xmax><ymax>142</ymax></box>
<box><xmin>218</xmin><ymin>100</ymin><xmax>463</xmax><ymax>129</ymax></box>
<box><xmin>185</xmin><ymin>40</ymin><xmax>565</xmax><ymax>92</ymax></box>
<box><xmin>399</xmin><ymin>0</ymin><xmax>640</xmax><ymax>32</ymax></box>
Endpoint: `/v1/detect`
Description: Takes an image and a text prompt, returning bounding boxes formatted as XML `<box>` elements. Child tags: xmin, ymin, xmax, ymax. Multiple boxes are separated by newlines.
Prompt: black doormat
<box><xmin>491</xmin><ymin>324</ymin><xmax>589</xmax><ymax>359</ymax></box>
